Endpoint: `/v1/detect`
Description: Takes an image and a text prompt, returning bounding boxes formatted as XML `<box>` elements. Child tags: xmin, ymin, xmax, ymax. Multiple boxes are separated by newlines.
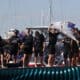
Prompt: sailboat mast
<box><xmin>49</xmin><ymin>0</ymin><xmax>53</xmax><ymax>25</ymax></box>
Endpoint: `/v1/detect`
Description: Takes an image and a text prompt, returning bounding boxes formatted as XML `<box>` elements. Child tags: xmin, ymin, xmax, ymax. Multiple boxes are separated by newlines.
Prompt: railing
<box><xmin>0</xmin><ymin>67</ymin><xmax>80</xmax><ymax>80</ymax></box>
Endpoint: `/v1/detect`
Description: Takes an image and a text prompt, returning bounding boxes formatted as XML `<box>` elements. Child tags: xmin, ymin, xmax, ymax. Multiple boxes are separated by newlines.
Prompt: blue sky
<box><xmin>0</xmin><ymin>0</ymin><xmax>80</xmax><ymax>36</ymax></box>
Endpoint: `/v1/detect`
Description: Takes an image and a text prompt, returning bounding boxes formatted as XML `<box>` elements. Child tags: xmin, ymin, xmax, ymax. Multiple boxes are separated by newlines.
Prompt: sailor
<box><xmin>47</xmin><ymin>24</ymin><xmax>59</xmax><ymax>67</ymax></box>
<box><xmin>22</xmin><ymin>28</ymin><xmax>33</xmax><ymax>67</ymax></box>
<box><xmin>0</xmin><ymin>36</ymin><xmax>4</xmax><ymax>68</ymax></box>
<box><xmin>33</xmin><ymin>31</ymin><xmax>45</xmax><ymax>67</ymax></box>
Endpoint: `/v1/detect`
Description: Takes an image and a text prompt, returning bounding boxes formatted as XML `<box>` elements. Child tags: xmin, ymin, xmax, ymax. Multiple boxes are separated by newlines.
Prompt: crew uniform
<box><xmin>22</xmin><ymin>34</ymin><xmax>33</xmax><ymax>54</ymax></box>
<box><xmin>9</xmin><ymin>35</ymin><xmax>20</xmax><ymax>56</ymax></box>
<box><xmin>71</xmin><ymin>40</ymin><xmax>79</xmax><ymax>57</ymax></box>
<box><xmin>33</xmin><ymin>32</ymin><xmax>45</xmax><ymax>57</ymax></box>
<box><xmin>0</xmin><ymin>36</ymin><xmax>6</xmax><ymax>67</ymax></box>
<box><xmin>0</xmin><ymin>36</ymin><xmax>4</xmax><ymax>54</ymax></box>
<box><xmin>48</xmin><ymin>32</ymin><xmax>59</xmax><ymax>54</ymax></box>
<box><xmin>63</xmin><ymin>38</ymin><xmax>71</xmax><ymax>59</ymax></box>
<box><xmin>71</xmin><ymin>32</ymin><xmax>79</xmax><ymax>57</ymax></box>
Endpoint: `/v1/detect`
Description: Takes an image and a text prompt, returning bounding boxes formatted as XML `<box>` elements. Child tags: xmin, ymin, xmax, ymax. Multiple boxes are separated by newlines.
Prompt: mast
<box><xmin>41</xmin><ymin>10</ymin><xmax>45</xmax><ymax>26</ymax></box>
<box><xmin>49</xmin><ymin>0</ymin><xmax>53</xmax><ymax>25</ymax></box>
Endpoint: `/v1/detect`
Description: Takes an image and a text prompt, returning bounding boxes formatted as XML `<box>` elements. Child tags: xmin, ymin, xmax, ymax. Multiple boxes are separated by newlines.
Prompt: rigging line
<box><xmin>8</xmin><ymin>0</ymin><xmax>16</xmax><ymax>28</ymax></box>
<box><xmin>59</xmin><ymin>0</ymin><xmax>64</xmax><ymax>21</ymax></box>
<box><xmin>41</xmin><ymin>10</ymin><xmax>45</xmax><ymax>26</ymax></box>
<box><xmin>49</xmin><ymin>0</ymin><xmax>53</xmax><ymax>24</ymax></box>
<box><xmin>8</xmin><ymin>0</ymin><xmax>12</xmax><ymax>29</ymax></box>
<box><xmin>14</xmin><ymin>0</ymin><xmax>17</xmax><ymax>27</ymax></box>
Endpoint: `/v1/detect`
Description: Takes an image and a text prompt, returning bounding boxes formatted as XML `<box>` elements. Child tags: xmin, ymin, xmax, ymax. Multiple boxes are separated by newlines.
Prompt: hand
<box><xmin>76</xmin><ymin>40</ymin><xmax>79</xmax><ymax>46</ymax></box>
<box><xmin>43</xmin><ymin>48</ymin><xmax>45</xmax><ymax>52</ymax></box>
<box><xmin>32</xmin><ymin>47</ymin><xmax>34</xmax><ymax>52</ymax></box>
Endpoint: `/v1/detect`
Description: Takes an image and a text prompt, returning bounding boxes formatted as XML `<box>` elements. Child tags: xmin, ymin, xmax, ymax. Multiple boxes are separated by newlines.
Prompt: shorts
<box><xmin>34</xmin><ymin>47</ymin><xmax>43</xmax><ymax>57</ymax></box>
<box><xmin>48</xmin><ymin>45</ymin><xmax>55</xmax><ymax>54</ymax></box>
<box><xmin>11</xmin><ymin>49</ymin><xmax>18</xmax><ymax>56</ymax></box>
<box><xmin>0</xmin><ymin>48</ymin><xmax>3</xmax><ymax>54</ymax></box>
<box><xmin>23</xmin><ymin>48</ymin><xmax>32</xmax><ymax>54</ymax></box>
<box><xmin>71</xmin><ymin>51</ymin><xmax>79</xmax><ymax>58</ymax></box>
<box><xmin>64</xmin><ymin>50</ymin><xmax>71</xmax><ymax>58</ymax></box>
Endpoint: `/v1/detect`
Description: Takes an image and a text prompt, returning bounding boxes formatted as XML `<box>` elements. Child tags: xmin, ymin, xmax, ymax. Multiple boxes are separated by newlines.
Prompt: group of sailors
<box><xmin>0</xmin><ymin>24</ymin><xmax>80</xmax><ymax>68</ymax></box>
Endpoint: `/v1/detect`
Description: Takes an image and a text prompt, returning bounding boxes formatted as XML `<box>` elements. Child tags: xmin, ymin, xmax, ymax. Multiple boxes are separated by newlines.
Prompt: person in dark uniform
<box><xmin>33</xmin><ymin>31</ymin><xmax>45</xmax><ymax>67</ymax></box>
<box><xmin>63</xmin><ymin>37</ymin><xmax>71</xmax><ymax>66</ymax></box>
<box><xmin>71</xmin><ymin>40</ymin><xmax>79</xmax><ymax>66</ymax></box>
<box><xmin>0</xmin><ymin>36</ymin><xmax>4</xmax><ymax>68</ymax></box>
<box><xmin>47</xmin><ymin>24</ymin><xmax>59</xmax><ymax>67</ymax></box>
<box><xmin>9</xmin><ymin>29</ymin><xmax>21</xmax><ymax>63</ymax></box>
<box><xmin>78</xmin><ymin>30</ymin><xmax>80</xmax><ymax>64</ymax></box>
<box><xmin>22</xmin><ymin>28</ymin><xmax>33</xmax><ymax>67</ymax></box>
<box><xmin>71</xmin><ymin>28</ymin><xmax>79</xmax><ymax>66</ymax></box>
